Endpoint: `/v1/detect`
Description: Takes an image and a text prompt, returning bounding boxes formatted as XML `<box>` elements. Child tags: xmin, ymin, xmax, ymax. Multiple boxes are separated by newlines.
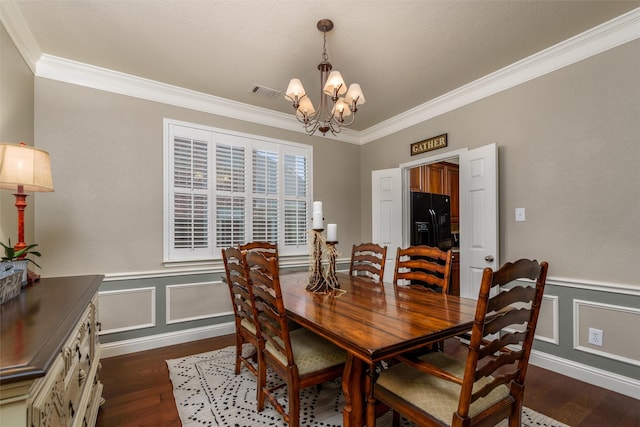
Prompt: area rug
<box><xmin>167</xmin><ymin>345</ymin><xmax>569</xmax><ymax>427</ymax></box>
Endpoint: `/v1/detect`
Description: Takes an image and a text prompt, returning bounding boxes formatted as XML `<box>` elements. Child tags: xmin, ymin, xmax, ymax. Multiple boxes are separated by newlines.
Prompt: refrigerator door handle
<box><xmin>429</xmin><ymin>208</ymin><xmax>438</xmax><ymax>247</ymax></box>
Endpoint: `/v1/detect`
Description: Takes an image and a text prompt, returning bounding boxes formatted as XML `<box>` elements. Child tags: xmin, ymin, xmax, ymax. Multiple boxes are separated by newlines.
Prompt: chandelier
<box><xmin>285</xmin><ymin>19</ymin><xmax>365</xmax><ymax>136</ymax></box>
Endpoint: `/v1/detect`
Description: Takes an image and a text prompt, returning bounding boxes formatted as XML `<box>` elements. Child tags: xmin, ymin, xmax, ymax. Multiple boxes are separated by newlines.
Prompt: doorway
<box><xmin>372</xmin><ymin>143</ymin><xmax>498</xmax><ymax>299</ymax></box>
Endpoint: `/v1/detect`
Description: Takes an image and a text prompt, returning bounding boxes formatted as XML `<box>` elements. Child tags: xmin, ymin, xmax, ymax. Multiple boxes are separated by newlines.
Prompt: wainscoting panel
<box><xmin>99</xmin><ymin>287</ymin><xmax>156</xmax><ymax>334</ymax></box>
<box><xmin>573</xmin><ymin>299</ymin><xmax>640</xmax><ymax>366</ymax></box>
<box><xmin>166</xmin><ymin>281</ymin><xmax>232</xmax><ymax>324</ymax></box>
<box><xmin>536</xmin><ymin>295</ymin><xmax>559</xmax><ymax>345</ymax></box>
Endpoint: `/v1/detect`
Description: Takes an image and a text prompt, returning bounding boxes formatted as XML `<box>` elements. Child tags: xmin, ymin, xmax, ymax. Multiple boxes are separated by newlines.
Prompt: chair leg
<box><xmin>288</xmin><ymin>371</ymin><xmax>300</xmax><ymax>427</ymax></box>
<box><xmin>509</xmin><ymin>382</ymin><xmax>525</xmax><ymax>427</ymax></box>
<box><xmin>234</xmin><ymin>334</ymin><xmax>243</xmax><ymax>375</ymax></box>
<box><xmin>256</xmin><ymin>351</ymin><xmax>266</xmax><ymax>411</ymax></box>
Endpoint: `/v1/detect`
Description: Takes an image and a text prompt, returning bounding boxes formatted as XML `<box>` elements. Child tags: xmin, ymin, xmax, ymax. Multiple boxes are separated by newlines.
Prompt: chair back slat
<box><xmin>393</xmin><ymin>245</ymin><xmax>452</xmax><ymax>293</ymax></box>
<box><xmin>483</xmin><ymin>307</ymin><xmax>533</xmax><ymax>335</ymax></box>
<box><xmin>349</xmin><ymin>243</ymin><xmax>387</xmax><ymax>283</ymax></box>
<box><xmin>240</xmin><ymin>241</ymin><xmax>278</xmax><ymax>259</ymax></box>
<box><xmin>457</xmin><ymin>258</ymin><xmax>548</xmax><ymax>418</ymax></box>
<box><xmin>487</xmin><ymin>285</ymin><xmax>536</xmax><ymax>313</ymax></box>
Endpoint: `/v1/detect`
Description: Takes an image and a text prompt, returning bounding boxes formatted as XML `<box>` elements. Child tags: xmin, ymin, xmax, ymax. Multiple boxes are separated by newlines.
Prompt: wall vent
<box><xmin>251</xmin><ymin>85</ymin><xmax>281</xmax><ymax>99</ymax></box>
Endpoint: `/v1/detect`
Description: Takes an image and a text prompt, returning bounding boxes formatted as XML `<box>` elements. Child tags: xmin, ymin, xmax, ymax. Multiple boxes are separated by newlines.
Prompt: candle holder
<box><xmin>324</xmin><ymin>241</ymin><xmax>340</xmax><ymax>290</ymax></box>
<box><xmin>306</xmin><ymin>229</ymin><xmax>328</xmax><ymax>293</ymax></box>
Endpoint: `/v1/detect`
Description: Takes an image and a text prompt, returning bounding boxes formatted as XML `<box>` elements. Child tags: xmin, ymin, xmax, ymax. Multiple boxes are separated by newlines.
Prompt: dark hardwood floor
<box><xmin>96</xmin><ymin>335</ymin><xmax>638</xmax><ymax>427</ymax></box>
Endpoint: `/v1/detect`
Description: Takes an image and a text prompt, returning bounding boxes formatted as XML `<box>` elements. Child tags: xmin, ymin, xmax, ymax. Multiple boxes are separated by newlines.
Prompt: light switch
<box><xmin>515</xmin><ymin>207</ymin><xmax>526</xmax><ymax>222</ymax></box>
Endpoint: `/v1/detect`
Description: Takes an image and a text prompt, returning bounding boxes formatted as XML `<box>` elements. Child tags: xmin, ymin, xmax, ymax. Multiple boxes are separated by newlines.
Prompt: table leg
<box><xmin>342</xmin><ymin>353</ymin><xmax>364</xmax><ymax>427</ymax></box>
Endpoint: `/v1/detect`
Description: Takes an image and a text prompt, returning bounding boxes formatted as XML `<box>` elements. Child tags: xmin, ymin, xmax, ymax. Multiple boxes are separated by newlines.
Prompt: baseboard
<box><xmin>99</xmin><ymin>322</ymin><xmax>235</xmax><ymax>358</ymax></box>
<box><xmin>529</xmin><ymin>349</ymin><xmax>640</xmax><ymax>399</ymax></box>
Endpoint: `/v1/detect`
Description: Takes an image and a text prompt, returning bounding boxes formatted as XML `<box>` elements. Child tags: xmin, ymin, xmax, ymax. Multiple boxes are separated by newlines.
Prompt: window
<box><xmin>164</xmin><ymin>120</ymin><xmax>312</xmax><ymax>262</ymax></box>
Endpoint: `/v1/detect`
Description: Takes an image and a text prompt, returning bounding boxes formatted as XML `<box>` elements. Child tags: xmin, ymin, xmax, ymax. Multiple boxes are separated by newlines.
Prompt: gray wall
<box><xmin>33</xmin><ymin>79</ymin><xmax>361</xmax><ymax>277</ymax></box>
<box><xmin>0</xmin><ymin>22</ymin><xmax>35</xmax><ymax>245</ymax></box>
<box><xmin>361</xmin><ymin>40</ymin><xmax>640</xmax><ymax>286</ymax></box>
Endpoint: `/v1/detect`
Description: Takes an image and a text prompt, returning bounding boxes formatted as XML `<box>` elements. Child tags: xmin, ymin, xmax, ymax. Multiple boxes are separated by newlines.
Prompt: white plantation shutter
<box><xmin>215</xmin><ymin>143</ymin><xmax>246</xmax><ymax>247</ymax></box>
<box><xmin>165</xmin><ymin>121</ymin><xmax>311</xmax><ymax>262</ymax></box>
<box><xmin>167</xmin><ymin>128</ymin><xmax>213</xmax><ymax>260</ymax></box>
<box><xmin>283</xmin><ymin>154</ymin><xmax>308</xmax><ymax>246</ymax></box>
<box><xmin>252</xmin><ymin>149</ymin><xmax>279</xmax><ymax>242</ymax></box>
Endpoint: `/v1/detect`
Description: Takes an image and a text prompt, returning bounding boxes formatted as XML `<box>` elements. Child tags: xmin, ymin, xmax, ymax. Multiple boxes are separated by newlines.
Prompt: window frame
<box><xmin>163</xmin><ymin>119</ymin><xmax>313</xmax><ymax>264</ymax></box>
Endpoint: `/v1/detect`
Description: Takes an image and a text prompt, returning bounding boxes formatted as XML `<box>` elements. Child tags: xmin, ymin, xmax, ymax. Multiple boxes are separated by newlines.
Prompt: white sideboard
<box><xmin>0</xmin><ymin>275</ymin><xmax>104</xmax><ymax>427</ymax></box>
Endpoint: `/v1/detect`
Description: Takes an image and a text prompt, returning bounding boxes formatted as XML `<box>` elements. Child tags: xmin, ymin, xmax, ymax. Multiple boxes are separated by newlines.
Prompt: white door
<box><xmin>371</xmin><ymin>168</ymin><xmax>402</xmax><ymax>283</ymax></box>
<box><xmin>459</xmin><ymin>143</ymin><xmax>499</xmax><ymax>299</ymax></box>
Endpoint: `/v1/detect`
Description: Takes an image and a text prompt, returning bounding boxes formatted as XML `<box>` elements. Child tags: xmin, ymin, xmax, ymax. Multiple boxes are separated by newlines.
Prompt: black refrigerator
<box><xmin>410</xmin><ymin>191</ymin><xmax>452</xmax><ymax>251</ymax></box>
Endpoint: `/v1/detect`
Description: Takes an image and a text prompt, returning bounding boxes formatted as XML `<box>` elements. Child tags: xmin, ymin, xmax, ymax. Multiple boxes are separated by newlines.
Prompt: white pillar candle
<box><xmin>312</xmin><ymin>212</ymin><xmax>324</xmax><ymax>229</ymax></box>
<box><xmin>313</xmin><ymin>201</ymin><xmax>323</xmax><ymax>214</ymax></box>
<box><xmin>327</xmin><ymin>223</ymin><xmax>337</xmax><ymax>241</ymax></box>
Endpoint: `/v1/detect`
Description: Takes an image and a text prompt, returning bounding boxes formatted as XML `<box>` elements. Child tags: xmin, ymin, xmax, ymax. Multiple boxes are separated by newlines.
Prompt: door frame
<box><xmin>399</xmin><ymin>148</ymin><xmax>466</xmax><ymax>245</ymax></box>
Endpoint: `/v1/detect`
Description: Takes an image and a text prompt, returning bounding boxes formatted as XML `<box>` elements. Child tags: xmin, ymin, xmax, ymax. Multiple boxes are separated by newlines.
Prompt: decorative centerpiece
<box><xmin>306</xmin><ymin>201</ymin><xmax>342</xmax><ymax>294</ymax></box>
<box><xmin>306</xmin><ymin>201</ymin><xmax>327</xmax><ymax>292</ymax></box>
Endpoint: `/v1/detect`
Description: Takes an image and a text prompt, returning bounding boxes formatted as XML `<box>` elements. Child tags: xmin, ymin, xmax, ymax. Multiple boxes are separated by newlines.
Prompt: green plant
<box><xmin>1</xmin><ymin>238</ymin><xmax>42</xmax><ymax>268</ymax></box>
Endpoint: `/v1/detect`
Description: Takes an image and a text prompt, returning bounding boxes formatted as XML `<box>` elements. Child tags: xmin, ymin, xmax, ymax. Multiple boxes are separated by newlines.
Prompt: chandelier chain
<box><xmin>322</xmin><ymin>31</ymin><xmax>328</xmax><ymax>62</ymax></box>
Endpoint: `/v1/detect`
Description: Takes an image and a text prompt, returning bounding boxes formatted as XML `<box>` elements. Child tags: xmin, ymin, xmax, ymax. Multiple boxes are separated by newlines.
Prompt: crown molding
<box><xmin>0</xmin><ymin>0</ymin><xmax>41</xmax><ymax>73</ymax></box>
<box><xmin>359</xmin><ymin>7</ymin><xmax>640</xmax><ymax>144</ymax></box>
<box><xmin>35</xmin><ymin>54</ymin><xmax>362</xmax><ymax>145</ymax></box>
<box><xmin>3</xmin><ymin>2</ymin><xmax>638</xmax><ymax>145</ymax></box>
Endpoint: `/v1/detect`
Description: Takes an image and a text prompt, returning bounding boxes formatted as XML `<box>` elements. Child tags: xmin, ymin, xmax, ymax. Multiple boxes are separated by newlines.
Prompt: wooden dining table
<box><xmin>279</xmin><ymin>271</ymin><xmax>479</xmax><ymax>426</ymax></box>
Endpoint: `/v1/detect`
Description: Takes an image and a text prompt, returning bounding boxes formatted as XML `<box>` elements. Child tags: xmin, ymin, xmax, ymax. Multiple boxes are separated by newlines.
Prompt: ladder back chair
<box><xmin>243</xmin><ymin>251</ymin><xmax>347</xmax><ymax>427</ymax></box>
<box><xmin>393</xmin><ymin>245</ymin><xmax>453</xmax><ymax>293</ymax></box>
<box><xmin>349</xmin><ymin>243</ymin><xmax>388</xmax><ymax>283</ymax></box>
<box><xmin>221</xmin><ymin>247</ymin><xmax>259</xmax><ymax>378</ymax></box>
<box><xmin>368</xmin><ymin>258</ymin><xmax>549</xmax><ymax>427</ymax></box>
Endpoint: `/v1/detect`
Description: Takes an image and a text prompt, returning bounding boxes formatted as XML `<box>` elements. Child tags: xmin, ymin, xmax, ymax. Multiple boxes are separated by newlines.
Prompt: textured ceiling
<box><xmin>12</xmin><ymin>0</ymin><xmax>640</xmax><ymax>131</ymax></box>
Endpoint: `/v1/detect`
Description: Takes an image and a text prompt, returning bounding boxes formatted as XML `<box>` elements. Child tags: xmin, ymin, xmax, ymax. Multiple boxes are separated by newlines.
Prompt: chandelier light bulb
<box><xmin>323</xmin><ymin>71</ymin><xmax>347</xmax><ymax>98</ymax></box>
<box><xmin>285</xmin><ymin>78</ymin><xmax>306</xmax><ymax>104</ymax></box>
<box><xmin>344</xmin><ymin>84</ymin><xmax>365</xmax><ymax>107</ymax></box>
<box><xmin>332</xmin><ymin>99</ymin><xmax>352</xmax><ymax>119</ymax></box>
<box><xmin>296</xmin><ymin>97</ymin><xmax>316</xmax><ymax>120</ymax></box>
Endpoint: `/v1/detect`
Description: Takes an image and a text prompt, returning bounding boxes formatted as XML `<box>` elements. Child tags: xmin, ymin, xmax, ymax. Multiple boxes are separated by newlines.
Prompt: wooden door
<box><xmin>371</xmin><ymin>168</ymin><xmax>402</xmax><ymax>283</ymax></box>
<box><xmin>459</xmin><ymin>143</ymin><xmax>498</xmax><ymax>299</ymax></box>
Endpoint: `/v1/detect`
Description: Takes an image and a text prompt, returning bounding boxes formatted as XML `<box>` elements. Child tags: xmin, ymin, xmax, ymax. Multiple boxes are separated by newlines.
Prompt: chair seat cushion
<box><xmin>240</xmin><ymin>317</ymin><xmax>257</xmax><ymax>335</ymax></box>
<box><xmin>376</xmin><ymin>352</ymin><xmax>510</xmax><ymax>424</ymax></box>
<box><xmin>266</xmin><ymin>328</ymin><xmax>346</xmax><ymax>375</ymax></box>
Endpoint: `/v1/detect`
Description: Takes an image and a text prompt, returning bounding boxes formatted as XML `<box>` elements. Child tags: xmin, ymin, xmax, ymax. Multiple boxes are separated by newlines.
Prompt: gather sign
<box><xmin>410</xmin><ymin>133</ymin><xmax>447</xmax><ymax>156</ymax></box>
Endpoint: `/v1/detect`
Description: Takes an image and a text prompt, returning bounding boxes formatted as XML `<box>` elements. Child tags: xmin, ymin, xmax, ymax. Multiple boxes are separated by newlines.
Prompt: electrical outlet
<box><xmin>588</xmin><ymin>327</ymin><xmax>603</xmax><ymax>346</ymax></box>
<box><xmin>515</xmin><ymin>207</ymin><xmax>526</xmax><ymax>222</ymax></box>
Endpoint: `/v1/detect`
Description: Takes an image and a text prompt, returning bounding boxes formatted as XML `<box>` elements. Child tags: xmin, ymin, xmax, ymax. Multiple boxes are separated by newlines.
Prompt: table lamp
<box><xmin>0</xmin><ymin>142</ymin><xmax>54</xmax><ymax>255</ymax></box>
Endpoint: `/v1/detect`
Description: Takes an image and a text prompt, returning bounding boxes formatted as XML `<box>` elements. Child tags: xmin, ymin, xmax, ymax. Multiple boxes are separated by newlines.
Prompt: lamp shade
<box><xmin>296</xmin><ymin>97</ymin><xmax>316</xmax><ymax>119</ymax></box>
<box><xmin>332</xmin><ymin>99</ymin><xmax>352</xmax><ymax>118</ymax></box>
<box><xmin>285</xmin><ymin>78</ymin><xmax>306</xmax><ymax>102</ymax></box>
<box><xmin>323</xmin><ymin>71</ymin><xmax>347</xmax><ymax>97</ymax></box>
<box><xmin>344</xmin><ymin>83</ymin><xmax>365</xmax><ymax>106</ymax></box>
<box><xmin>0</xmin><ymin>142</ymin><xmax>54</xmax><ymax>192</ymax></box>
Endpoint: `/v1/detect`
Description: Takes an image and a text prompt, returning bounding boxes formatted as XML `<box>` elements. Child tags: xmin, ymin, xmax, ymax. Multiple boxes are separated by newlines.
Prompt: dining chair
<box><xmin>349</xmin><ymin>242</ymin><xmax>388</xmax><ymax>283</ymax></box>
<box><xmin>221</xmin><ymin>247</ymin><xmax>260</xmax><ymax>379</ymax></box>
<box><xmin>367</xmin><ymin>258</ymin><xmax>549</xmax><ymax>427</ymax></box>
<box><xmin>243</xmin><ymin>251</ymin><xmax>347</xmax><ymax>427</ymax></box>
<box><xmin>393</xmin><ymin>245</ymin><xmax>452</xmax><ymax>293</ymax></box>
